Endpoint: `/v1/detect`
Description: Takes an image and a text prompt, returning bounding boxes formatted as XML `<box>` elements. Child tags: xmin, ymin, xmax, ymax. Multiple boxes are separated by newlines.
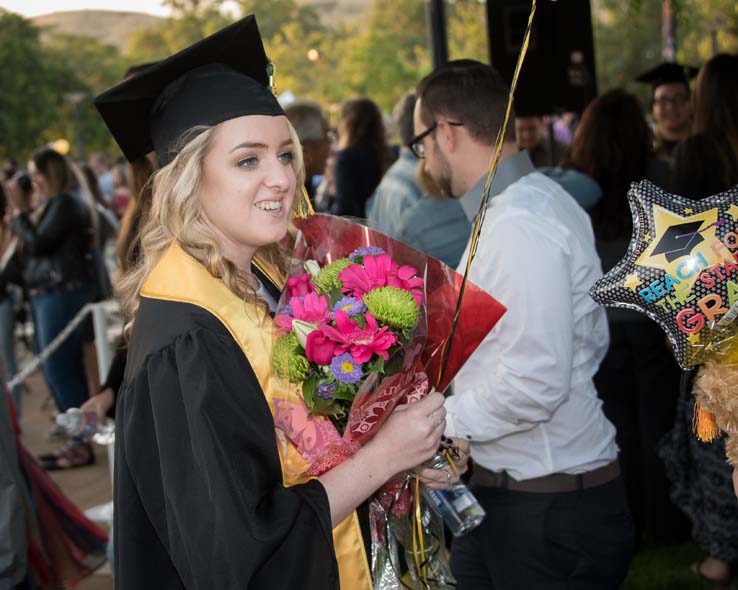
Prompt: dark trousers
<box><xmin>450</xmin><ymin>477</ymin><xmax>635</xmax><ymax>589</ymax></box>
<box><xmin>594</xmin><ymin>320</ymin><xmax>689</xmax><ymax>544</ymax></box>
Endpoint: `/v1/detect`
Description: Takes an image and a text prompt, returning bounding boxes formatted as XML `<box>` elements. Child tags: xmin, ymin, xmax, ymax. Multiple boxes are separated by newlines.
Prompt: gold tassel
<box><xmin>267</xmin><ymin>60</ymin><xmax>277</xmax><ymax>95</ymax></box>
<box><xmin>294</xmin><ymin>185</ymin><xmax>315</xmax><ymax>219</ymax></box>
<box><xmin>693</xmin><ymin>400</ymin><xmax>720</xmax><ymax>442</ymax></box>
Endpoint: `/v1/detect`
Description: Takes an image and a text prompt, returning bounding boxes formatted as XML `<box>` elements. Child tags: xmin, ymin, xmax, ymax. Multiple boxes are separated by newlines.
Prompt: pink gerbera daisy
<box><xmin>319</xmin><ymin>310</ymin><xmax>397</xmax><ymax>363</ymax></box>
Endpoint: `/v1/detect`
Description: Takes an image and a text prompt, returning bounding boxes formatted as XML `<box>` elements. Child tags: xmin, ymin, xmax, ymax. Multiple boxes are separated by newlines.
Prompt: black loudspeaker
<box><xmin>487</xmin><ymin>0</ymin><xmax>598</xmax><ymax>116</ymax></box>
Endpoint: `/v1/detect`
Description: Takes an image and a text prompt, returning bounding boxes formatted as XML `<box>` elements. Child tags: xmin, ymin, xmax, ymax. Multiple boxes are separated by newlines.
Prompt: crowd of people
<box><xmin>1</xmin><ymin>11</ymin><xmax>738</xmax><ymax>590</ymax></box>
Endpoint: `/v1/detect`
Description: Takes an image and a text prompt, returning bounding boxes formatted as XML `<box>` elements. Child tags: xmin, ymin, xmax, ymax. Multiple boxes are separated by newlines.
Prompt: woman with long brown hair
<box><xmin>332</xmin><ymin>97</ymin><xmax>391</xmax><ymax>218</ymax></box>
<box><xmin>3</xmin><ymin>148</ymin><xmax>98</xmax><ymax>416</ymax></box>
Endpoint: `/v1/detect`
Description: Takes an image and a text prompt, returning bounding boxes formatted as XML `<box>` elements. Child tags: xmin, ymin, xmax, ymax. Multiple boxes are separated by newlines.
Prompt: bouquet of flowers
<box><xmin>273</xmin><ymin>245</ymin><xmax>426</xmax><ymax>434</ymax></box>
<box><xmin>271</xmin><ymin>214</ymin><xmax>506</xmax><ymax>589</ymax></box>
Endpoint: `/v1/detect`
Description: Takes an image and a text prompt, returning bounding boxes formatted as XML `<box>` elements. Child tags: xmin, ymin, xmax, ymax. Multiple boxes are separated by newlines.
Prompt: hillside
<box><xmin>30</xmin><ymin>2</ymin><xmax>372</xmax><ymax>54</ymax></box>
<box><xmin>32</xmin><ymin>10</ymin><xmax>161</xmax><ymax>52</ymax></box>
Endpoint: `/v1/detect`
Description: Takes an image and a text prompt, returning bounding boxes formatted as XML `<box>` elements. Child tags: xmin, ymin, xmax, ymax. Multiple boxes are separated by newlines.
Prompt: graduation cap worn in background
<box><xmin>635</xmin><ymin>61</ymin><xmax>699</xmax><ymax>91</ymax></box>
<box><xmin>94</xmin><ymin>15</ymin><xmax>284</xmax><ymax>166</ymax></box>
<box><xmin>650</xmin><ymin>220</ymin><xmax>704</xmax><ymax>262</ymax></box>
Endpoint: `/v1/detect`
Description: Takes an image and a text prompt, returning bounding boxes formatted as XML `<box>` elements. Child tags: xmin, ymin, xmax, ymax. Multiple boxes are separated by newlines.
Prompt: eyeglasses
<box><xmin>407</xmin><ymin>120</ymin><xmax>463</xmax><ymax>158</ymax></box>
<box><xmin>653</xmin><ymin>94</ymin><xmax>689</xmax><ymax>108</ymax></box>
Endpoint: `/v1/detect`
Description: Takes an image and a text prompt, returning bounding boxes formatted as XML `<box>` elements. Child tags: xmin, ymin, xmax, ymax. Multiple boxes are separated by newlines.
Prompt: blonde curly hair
<box><xmin>118</xmin><ymin>119</ymin><xmax>305</xmax><ymax>323</ymax></box>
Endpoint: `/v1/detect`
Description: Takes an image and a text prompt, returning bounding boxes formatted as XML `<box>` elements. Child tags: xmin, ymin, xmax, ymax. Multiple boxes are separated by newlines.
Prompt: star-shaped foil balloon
<box><xmin>590</xmin><ymin>180</ymin><xmax>738</xmax><ymax>369</ymax></box>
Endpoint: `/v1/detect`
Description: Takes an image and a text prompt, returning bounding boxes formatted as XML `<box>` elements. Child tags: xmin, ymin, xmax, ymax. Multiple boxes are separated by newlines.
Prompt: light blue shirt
<box><xmin>395</xmin><ymin>197</ymin><xmax>471</xmax><ymax>268</ymax></box>
<box><xmin>366</xmin><ymin>150</ymin><xmax>423</xmax><ymax>237</ymax></box>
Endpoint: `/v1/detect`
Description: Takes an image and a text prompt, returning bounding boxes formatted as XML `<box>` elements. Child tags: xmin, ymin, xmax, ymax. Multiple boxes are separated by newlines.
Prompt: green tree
<box><xmin>234</xmin><ymin>0</ymin><xmax>324</xmax><ymax>39</ymax></box>
<box><xmin>42</xmin><ymin>34</ymin><xmax>129</xmax><ymax>157</ymax></box>
<box><xmin>265</xmin><ymin>22</ymin><xmax>349</xmax><ymax>107</ymax></box>
<box><xmin>592</xmin><ymin>0</ymin><xmax>662</xmax><ymax>102</ymax></box>
<box><xmin>592</xmin><ymin>0</ymin><xmax>738</xmax><ymax>102</ymax></box>
<box><xmin>336</xmin><ymin>0</ymin><xmax>429</xmax><ymax>112</ymax></box>
<box><xmin>126</xmin><ymin>0</ymin><xmax>230</xmax><ymax>61</ymax></box>
<box><xmin>676</xmin><ymin>0</ymin><xmax>738</xmax><ymax>64</ymax></box>
<box><xmin>448</xmin><ymin>0</ymin><xmax>489</xmax><ymax>63</ymax></box>
<box><xmin>0</xmin><ymin>11</ymin><xmax>67</xmax><ymax>160</ymax></box>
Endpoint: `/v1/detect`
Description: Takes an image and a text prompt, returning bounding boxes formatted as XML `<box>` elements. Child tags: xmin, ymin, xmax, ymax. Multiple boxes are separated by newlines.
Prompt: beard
<box><xmin>432</xmin><ymin>146</ymin><xmax>456</xmax><ymax>198</ymax></box>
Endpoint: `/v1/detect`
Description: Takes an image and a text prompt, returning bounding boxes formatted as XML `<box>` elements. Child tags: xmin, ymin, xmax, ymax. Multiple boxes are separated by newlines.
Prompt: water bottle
<box><xmin>55</xmin><ymin>408</ymin><xmax>115</xmax><ymax>445</ymax></box>
<box><xmin>421</xmin><ymin>453</ymin><xmax>486</xmax><ymax>537</ymax></box>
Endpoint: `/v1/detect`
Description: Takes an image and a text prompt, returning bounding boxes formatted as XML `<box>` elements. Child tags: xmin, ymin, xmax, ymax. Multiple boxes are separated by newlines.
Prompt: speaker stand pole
<box><xmin>425</xmin><ymin>0</ymin><xmax>448</xmax><ymax>69</ymax></box>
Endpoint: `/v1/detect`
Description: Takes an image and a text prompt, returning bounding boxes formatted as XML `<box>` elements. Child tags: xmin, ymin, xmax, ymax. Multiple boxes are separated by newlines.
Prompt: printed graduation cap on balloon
<box><xmin>590</xmin><ymin>181</ymin><xmax>738</xmax><ymax>369</ymax></box>
<box><xmin>94</xmin><ymin>15</ymin><xmax>283</xmax><ymax>167</ymax></box>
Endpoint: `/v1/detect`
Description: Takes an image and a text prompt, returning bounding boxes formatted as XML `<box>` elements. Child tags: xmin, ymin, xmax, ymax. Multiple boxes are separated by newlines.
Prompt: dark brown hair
<box><xmin>0</xmin><ymin>179</ymin><xmax>6</xmax><ymax>220</ymax></box>
<box><xmin>80</xmin><ymin>163</ymin><xmax>108</xmax><ymax>208</ymax></box>
<box><xmin>673</xmin><ymin>132</ymin><xmax>737</xmax><ymax>199</ymax></box>
<box><xmin>30</xmin><ymin>147</ymin><xmax>77</xmax><ymax>196</ymax></box>
<box><xmin>562</xmin><ymin>88</ymin><xmax>652</xmax><ymax>240</ymax></box>
<box><xmin>116</xmin><ymin>155</ymin><xmax>156</xmax><ymax>273</ymax></box>
<box><xmin>693</xmin><ymin>53</ymin><xmax>738</xmax><ymax>173</ymax></box>
<box><xmin>338</xmin><ymin>97</ymin><xmax>391</xmax><ymax>174</ymax></box>
<box><xmin>416</xmin><ymin>59</ymin><xmax>513</xmax><ymax>145</ymax></box>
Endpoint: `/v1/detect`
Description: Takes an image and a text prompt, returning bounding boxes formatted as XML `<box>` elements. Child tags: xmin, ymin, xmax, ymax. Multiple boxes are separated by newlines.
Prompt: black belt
<box><xmin>472</xmin><ymin>460</ymin><xmax>620</xmax><ymax>494</ymax></box>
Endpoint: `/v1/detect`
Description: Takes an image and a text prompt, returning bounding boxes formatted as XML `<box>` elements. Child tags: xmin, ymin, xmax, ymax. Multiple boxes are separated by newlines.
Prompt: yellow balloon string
<box><xmin>445</xmin><ymin>452</ymin><xmax>459</xmax><ymax>477</ymax></box>
<box><xmin>412</xmin><ymin>475</ymin><xmax>428</xmax><ymax>585</ymax></box>
<box><xmin>435</xmin><ymin>0</ymin><xmax>538</xmax><ymax>389</ymax></box>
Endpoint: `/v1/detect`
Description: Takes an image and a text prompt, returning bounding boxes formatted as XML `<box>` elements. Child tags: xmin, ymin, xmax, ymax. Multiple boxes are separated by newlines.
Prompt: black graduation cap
<box><xmin>123</xmin><ymin>62</ymin><xmax>159</xmax><ymax>80</ymax></box>
<box><xmin>635</xmin><ymin>62</ymin><xmax>699</xmax><ymax>91</ymax></box>
<box><xmin>94</xmin><ymin>15</ymin><xmax>283</xmax><ymax>166</ymax></box>
<box><xmin>651</xmin><ymin>220</ymin><xmax>704</xmax><ymax>262</ymax></box>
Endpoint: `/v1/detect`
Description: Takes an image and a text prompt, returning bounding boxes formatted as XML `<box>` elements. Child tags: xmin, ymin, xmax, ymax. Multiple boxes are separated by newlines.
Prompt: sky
<box><xmin>0</xmin><ymin>0</ymin><xmax>171</xmax><ymax>17</ymax></box>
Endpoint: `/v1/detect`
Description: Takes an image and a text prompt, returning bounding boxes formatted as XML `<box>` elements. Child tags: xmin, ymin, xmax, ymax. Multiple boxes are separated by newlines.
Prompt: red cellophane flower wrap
<box><xmin>273</xmin><ymin>214</ymin><xmax>504</xmax><ymax>468</ymax></box>
<box><xmin>271</xmin><ymin>214</ymin><xmax>505</xmax><ymax>589</ymax></box>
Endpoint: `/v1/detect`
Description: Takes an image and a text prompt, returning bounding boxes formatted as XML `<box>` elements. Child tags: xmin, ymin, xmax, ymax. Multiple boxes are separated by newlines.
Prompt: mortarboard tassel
<box><xmin>693</xmin><ymin>400</ymin><xmax>720</xmax><ymax>443</ymax></box>
<box><xmin>264</xmin><ymin>57</ymin><xmax>313</xmax><ymax>220</ymax></box>
<box><xmin>267</xmin><ymin>60</ymin><xmax>277</xmax><ymax>96</ymax></box>
<box><xmin>295</xmin><ymin>185</ymin><xmax>315</xmax><ymax>219</ymax></box>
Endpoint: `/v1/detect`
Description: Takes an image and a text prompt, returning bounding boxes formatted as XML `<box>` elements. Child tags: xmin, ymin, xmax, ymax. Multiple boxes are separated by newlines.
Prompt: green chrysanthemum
<box><xmin>273</xmin><ymin>333</ymin><xmax>310</xmax><ymax>382</ymax></box>
<box><xmin>313</xmin><ymin>258</ymin><xmax>352</xmax><ymax>294</ymax></box>
<box><xmin>363</xmin><ymin>287</ymin><xmax>419</xmax><ymax>332</ymax></box>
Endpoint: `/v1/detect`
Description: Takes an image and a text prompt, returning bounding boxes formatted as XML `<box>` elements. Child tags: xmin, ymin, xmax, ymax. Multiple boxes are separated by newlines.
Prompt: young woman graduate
<box><xmin>94</xmin><ymin>16</ymin><xmax>455</xmax><ymax>590</ymax></box>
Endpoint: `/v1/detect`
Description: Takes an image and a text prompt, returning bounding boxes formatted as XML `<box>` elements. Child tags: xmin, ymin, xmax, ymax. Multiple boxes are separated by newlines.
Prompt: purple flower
<box><xmin>332</xmin><ymin>296</ymin><xmax>367</xmax><ymax>317</ymax></box>
<box><xmin>330</xmin><ymin>352</ymin><xmax>363</xmax><ymax>384</ymax></box>
<box><xmin>349</xmin><ymin>246</ymin><xmax>386</xmax><ymax>261</ymax></box>
<box><xmin>316</xmin><ymin>383</ymin><xmax>337</xmax><ymax>399</ymax></box>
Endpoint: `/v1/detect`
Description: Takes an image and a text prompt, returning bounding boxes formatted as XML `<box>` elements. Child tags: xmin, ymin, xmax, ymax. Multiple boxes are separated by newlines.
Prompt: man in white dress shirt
<box><xmin>411</xmin><ymin>60</ymin><xmax>634</xmax><ymax>589</ymax></box>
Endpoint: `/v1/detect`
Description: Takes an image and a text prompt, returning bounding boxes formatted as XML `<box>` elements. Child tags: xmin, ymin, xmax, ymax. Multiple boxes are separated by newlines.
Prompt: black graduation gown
<box><xmin>114</xmin><ymin>297</ymin><xmax>339</xmax><ymax>589</ymax></box>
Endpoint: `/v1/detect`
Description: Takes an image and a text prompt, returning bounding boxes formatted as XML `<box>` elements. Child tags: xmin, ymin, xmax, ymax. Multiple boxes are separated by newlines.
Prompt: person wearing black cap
<box><xmin>636</xmin><ymin>61</ymin><xmax>699</xmax><ymax>159</ymax></box>
<box><xmin>94</xmin><ymin>15</ymin><xmax>453</xmax><ymax>590</ymax></box>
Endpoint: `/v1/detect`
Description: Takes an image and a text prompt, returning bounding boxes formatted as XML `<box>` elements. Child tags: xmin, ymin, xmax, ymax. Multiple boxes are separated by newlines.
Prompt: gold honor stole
<box><xmin>141</xmin><ymin>243</ymin><xmax>371</xmax><ymax>590</ymax></box>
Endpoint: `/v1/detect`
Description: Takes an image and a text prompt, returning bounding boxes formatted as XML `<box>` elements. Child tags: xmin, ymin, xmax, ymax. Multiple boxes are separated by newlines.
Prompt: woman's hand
<box><xmin>5</xmin><ymin>179</ymin><xmax>31</xmax><ymax>214</ymax></box>
<box><xmin>318</xmin><ymin>391</ymin><xmax>446</xmax><ymax>526</ymax></box>
<box><xmin>416</xmin><ymin>437</ymin><xmax>471</xmax><ymax>490</ymax></box>
<box><xmin>366</xmin><ymin>391</ymin><xmax>446</xmax><ymax>476</ymax></box>
<box><xmin>81</xmin><ymin>388</ymin><xmax>115</xmax><ymax>422</ymax></box>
